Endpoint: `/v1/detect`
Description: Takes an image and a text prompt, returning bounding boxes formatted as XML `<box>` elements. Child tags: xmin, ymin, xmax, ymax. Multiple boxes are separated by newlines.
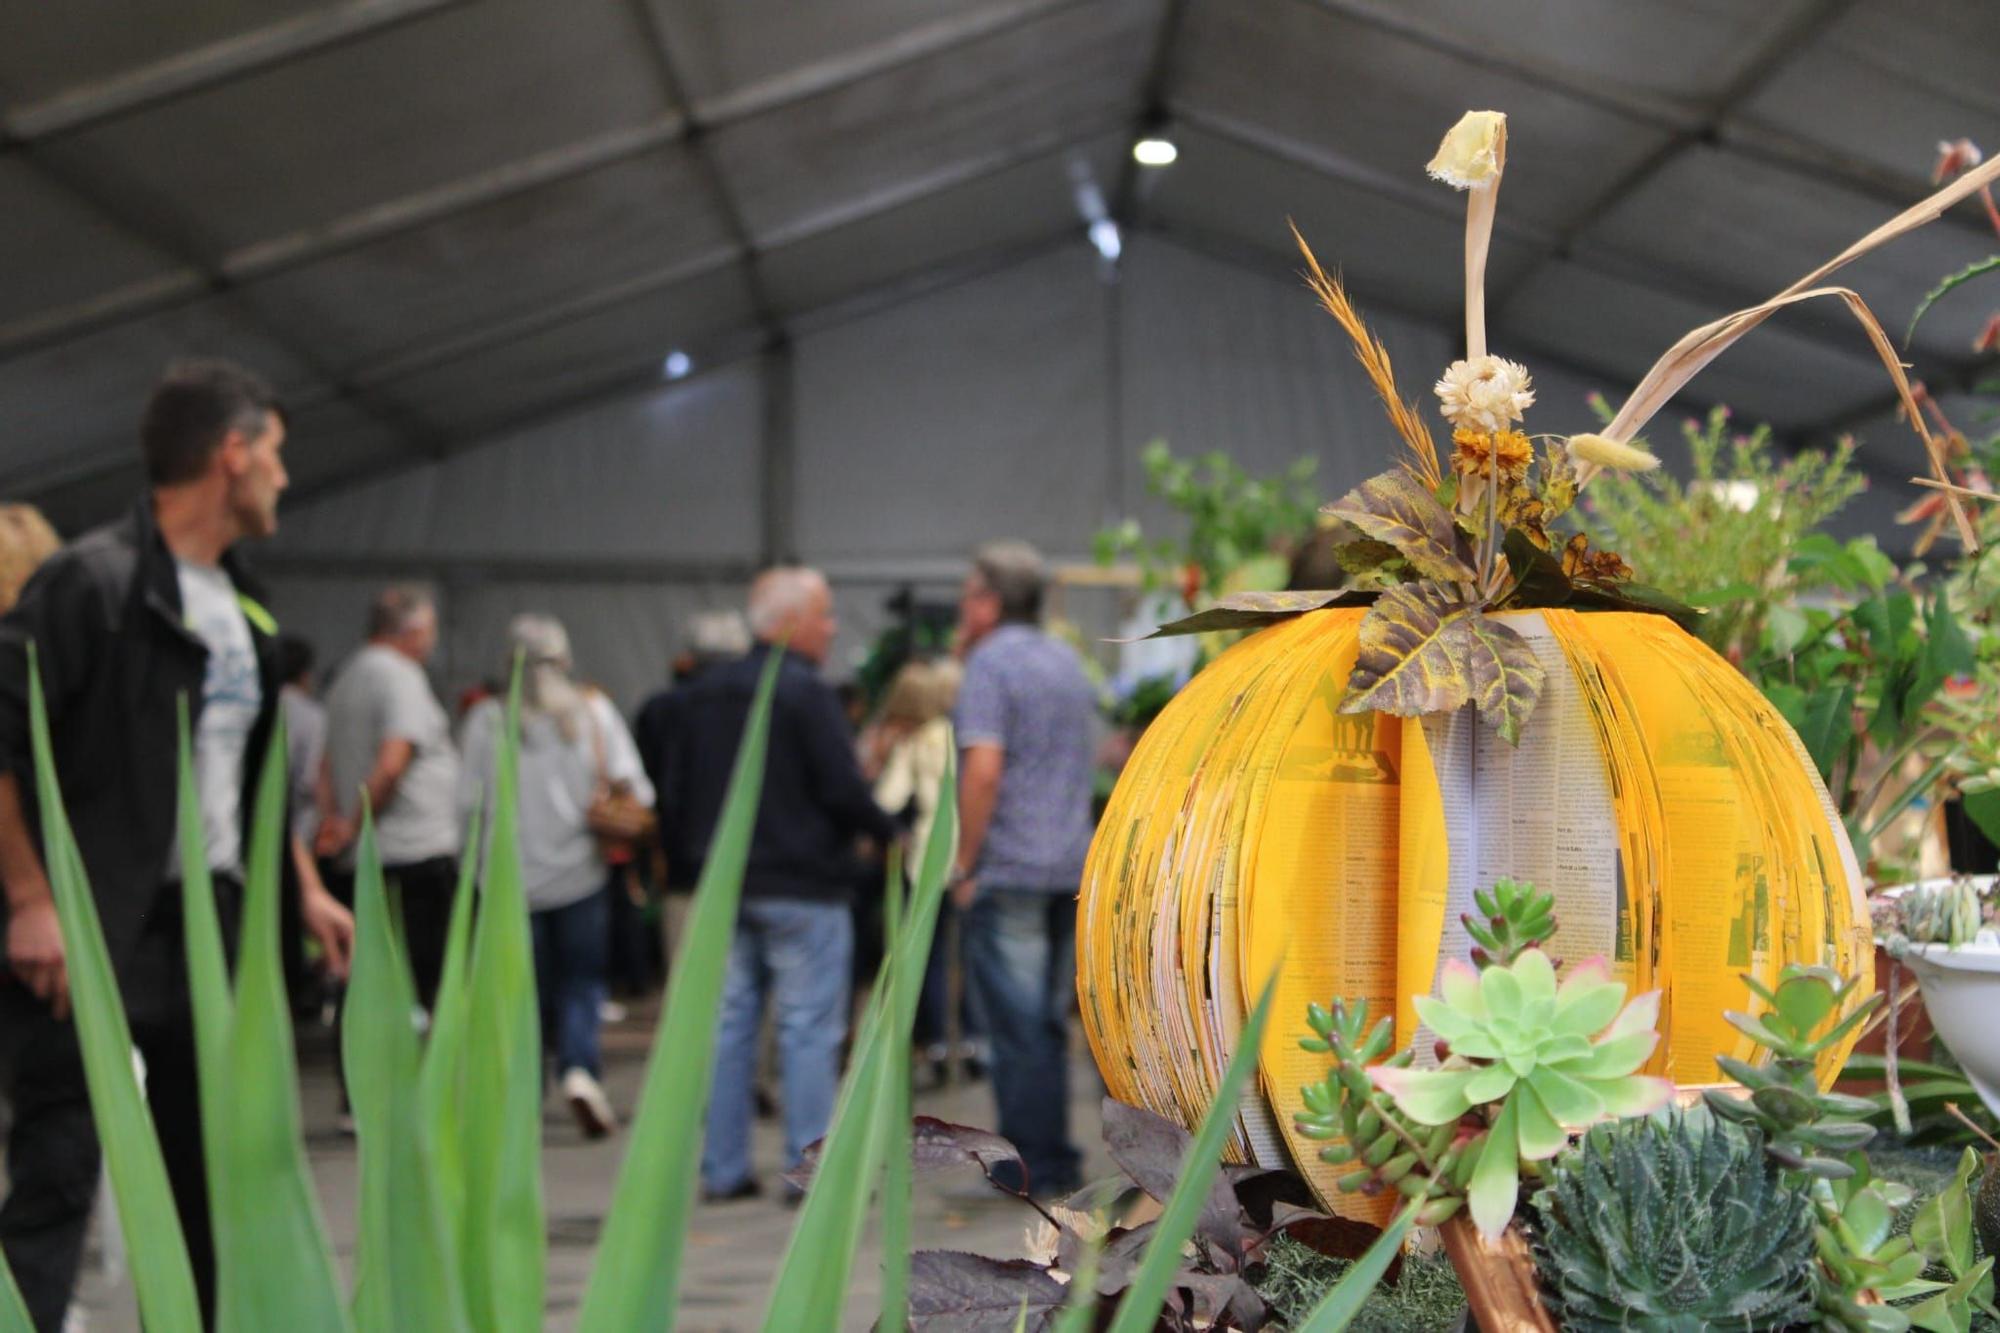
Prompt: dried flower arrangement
<box><xmin>1276</xmin><ymin>108</ymin><xmax>2000</xmax><ymax>745</ymax></box>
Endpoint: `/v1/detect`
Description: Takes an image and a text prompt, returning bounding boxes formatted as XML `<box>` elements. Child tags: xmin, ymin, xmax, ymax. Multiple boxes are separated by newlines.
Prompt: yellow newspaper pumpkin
<box><xmin>1076</xmin><ymin>108</ymin><xmax>1998</xmax><ymax>1216</ymax></box>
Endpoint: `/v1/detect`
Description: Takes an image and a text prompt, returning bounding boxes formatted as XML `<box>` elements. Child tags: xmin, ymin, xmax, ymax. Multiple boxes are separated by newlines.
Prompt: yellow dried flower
<box><xmin>1427</xmin><ymin>110</ymin><xmax>1507</xmax><ymax>190</ymax></box>
<box><xmin>1567</xmin><ymin>433</ymin><xmax>1661</xmax><ymax>473</ymax></box>
<box><xmin>1436</xmin><ymin>356</ymin><xmax>1535</xmax><ymax>433</ymax></box>
<box><xmin>1452</xmin><ymin>427</ymin><xmax>1533</xmax><ymax>482</ymax></box>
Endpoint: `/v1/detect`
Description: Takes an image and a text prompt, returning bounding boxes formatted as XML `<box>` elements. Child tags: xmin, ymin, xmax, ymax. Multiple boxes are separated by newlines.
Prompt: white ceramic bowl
<box><xmin>1879</xmin><ymin>877</ymin><xmax>2000</xmax><ymax>1118</ymax></box>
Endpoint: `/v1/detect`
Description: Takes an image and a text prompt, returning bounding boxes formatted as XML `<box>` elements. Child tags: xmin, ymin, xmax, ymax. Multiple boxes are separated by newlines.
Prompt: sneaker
<box><xmin>702</xmin><ymin>1178</ymin><xmax>762</xmax><ymax>1204</ymax></box>
<box><xmin>562</xmin><ymin>1068</ymin><xmax>617</xmax><ymax>1139</ymax></box>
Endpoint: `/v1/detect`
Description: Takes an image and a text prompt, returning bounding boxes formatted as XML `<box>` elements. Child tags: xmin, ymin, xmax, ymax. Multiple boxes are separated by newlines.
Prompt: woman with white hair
<box><xmin>458</xmin><ymin>613</ymin><xmax>653</xmax><ymax>1138</ymax></box>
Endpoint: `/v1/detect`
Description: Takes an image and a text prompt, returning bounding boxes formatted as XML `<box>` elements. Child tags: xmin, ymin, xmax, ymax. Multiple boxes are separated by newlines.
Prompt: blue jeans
<box><xmin>531</xmin><ymin>885</ymin><xmax>610</xmax><ymax>1079</ymax></box>
<box><xmin>702</xmin><ymin>899</ymin><xmax>853</xmax><ymax>1193</ymax></box>
<box><xmin>965</xmin><ymin>888</ymin><xmax>1081</xmax><ymax>1194</ymax></box>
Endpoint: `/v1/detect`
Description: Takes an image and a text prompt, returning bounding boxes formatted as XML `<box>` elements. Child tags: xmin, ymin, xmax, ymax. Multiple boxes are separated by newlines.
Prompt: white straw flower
<box><xmin>1567</xmin><ymin>433</ymin><xmax>1660</xmax><ymax>473</ymax></box>
<box><xmin>1427</xmin><ymin>111</ymin><xmax>1507</xmax><ymax>190</ymax></box>
<box><xmin>1434</xmin><ymin>356</ymin><xmax>1534</xmax><ymax>433</ymax></box>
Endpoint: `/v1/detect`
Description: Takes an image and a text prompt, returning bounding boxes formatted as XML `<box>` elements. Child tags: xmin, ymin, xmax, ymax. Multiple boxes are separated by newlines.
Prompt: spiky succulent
<box><xmin>1373</xmin><ymin>949</ymin><xmax>1672</xmax><ymax>1239</ymax></box>
<box><xmin>1296</xmin><ymin>997</ymin><xmax>1468</xmax><ymax>1227</ymax></box>
<box><xmin>1877</xmin><ymin>879</ymin><xmax>1987</xmax><ymax>951</ymax></box>
<box><xmin>1533</xmin><ymin>1109</ymin><xmax>1815</xmax><ymax>1331</ymax></box>
<box><xmin>1463</xmin><ymin>876</ymin><xmax>1557</xmax><ymax>969</ymax></box>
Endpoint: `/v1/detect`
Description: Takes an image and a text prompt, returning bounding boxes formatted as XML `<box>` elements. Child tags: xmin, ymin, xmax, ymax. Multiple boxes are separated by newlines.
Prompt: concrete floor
<box><xmin>64</xmin><ymin>1000</ymin><xmax>1112</xmax><ymax>1331</ymax></box>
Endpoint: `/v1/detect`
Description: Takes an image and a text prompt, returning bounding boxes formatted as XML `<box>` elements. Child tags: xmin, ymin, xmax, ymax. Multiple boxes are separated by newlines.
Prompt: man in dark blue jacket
<box><xmin>658</xmin><ymin>567</ymin><xmax>896</xmax><ymax>1201</ymax></box>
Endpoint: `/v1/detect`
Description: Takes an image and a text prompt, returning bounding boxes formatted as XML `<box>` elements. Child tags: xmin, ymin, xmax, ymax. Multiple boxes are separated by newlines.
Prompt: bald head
<box><xmin>748</xmin><ymin>566</ymin><xmax>837</xmax><ymax>664</ymax></box>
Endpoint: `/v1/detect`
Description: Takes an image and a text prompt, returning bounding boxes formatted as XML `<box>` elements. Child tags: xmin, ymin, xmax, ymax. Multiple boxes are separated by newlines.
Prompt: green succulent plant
<box><xmin>1705</xmin><ymin>964</ymin><xmax>1882</xmax><ymax>1178</ymax></box>
<box><xmin>1296</xmin><ymin>997</ymin><xmax>1468</xmax><ymax>1228</ymax></box>
<box><xmin>1373</xmin><ymin>948</ymin><xmax>1672</xmax><ymax>1239</ymax></box>
<box><xmin>1532</xmin><ymin>1108</ymin><xmax>1815</xmax><ymax>1332</ymax></box>
<box><xmin>1462</xmin><ymin>876</ymin><xmax>1557</xmax><ymax>970</ymax></box>
<box><xmin>1879</xmin><ymin>880</ymin><xmax>1987</xmax><ymax>951</ymax></box>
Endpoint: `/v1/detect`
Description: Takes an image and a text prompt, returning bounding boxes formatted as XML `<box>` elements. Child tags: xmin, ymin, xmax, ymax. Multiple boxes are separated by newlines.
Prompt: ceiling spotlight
<box><xmin>1132</xmin><ymin>136</ymin><xmax>1178</xmax><ymax>168</ymax></box>
<box><xmin>1088</xmin><ymin>218</ymin><xmax>1123</xmax><ymax>263</ymax></box>
<box><xmin>662</xmin><ymin>350</ymin><xmax>692</xmax><ymax>380</ymax></box>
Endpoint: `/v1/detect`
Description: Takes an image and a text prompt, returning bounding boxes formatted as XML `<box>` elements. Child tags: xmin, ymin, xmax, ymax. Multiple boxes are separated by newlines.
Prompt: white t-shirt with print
<box><xmin>171</xmin><ymin>559</ymin><xmax>262</xmax><ymax>878</ymax></box>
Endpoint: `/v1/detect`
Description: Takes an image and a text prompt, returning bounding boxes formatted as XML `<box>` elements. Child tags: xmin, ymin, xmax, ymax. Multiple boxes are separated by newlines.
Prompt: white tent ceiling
<box><xmin>1</xmin><ymin>0</ymin><xmax>1996</xmax><ymax>532</ymax></box>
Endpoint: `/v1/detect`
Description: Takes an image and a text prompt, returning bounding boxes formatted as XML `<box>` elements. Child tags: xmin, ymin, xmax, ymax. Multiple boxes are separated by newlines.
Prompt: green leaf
<box><xmin>0</xmin><ymin>1251</ymin><xmax>33</xmax><ymax>1333</ymax></box>
<box><xmin>1342</xmin><ymin>583</ymin><xmax>1479</xmax><ymax>718</ymax></box>
<box><xmin>345</xmin><ymin>809</ymin><xmax>470</xmax><ymax>1332</ymax></box>
<box><xmin>1462</xmin><ymin>612</ymin><xmax>1546</xmax><ymax>744</ymax></box>
<box><xmin>1467</xmin><ymin>1098</ymin><xmax>1522</xmax><ymax>1240</ymax></box>
<box><xmin>1908</xmin><ymin>256</ymin><xmax>2000</xmax><ymax>343</ymax></box>
<box><xmin>26</xmin><ymin>646</ymin><xmax>202</xmax><ymax>1331</ymax></box>
<box><xmin>1140</xmin><ymin>589</ymin><xmax>1371</xmax><ymax>640</ymax></box>
<box><xmin>878</xmin><ymin>854</ymin><xmax>913</xmax><ymax>1333</ymax></box>
<box><xmin>572</xmin><ymin>657</ymin><xmax>785</xmax><ymax>1332</ymax></box>
<box><xmin>760</xmin><ymin>754</ymin><xmax>959</xmax><ymax>1331</ymax></box>
<box><xmin>418</xmin><ymin>804</ymin><xmax>482</xmax><ymax>1249</ymax></box>
<box><xmin>1291</xmin><ymin>1195</ymin><xmax>1426</xmax><ymax>1333</ymax></box>
<box><xmin>1795</xmin><ymin>683</ymin><xmax>1855</xmax><ymax>786</ymax></box>
<box><xmin>1105</xmin><ymin>966</ymin><xmax>1282</xmax><ymax>1333</ymax></box>
<box><xmin>212</xmin><ymin>721</ymin><xmax>349</xmax><ymax>1331</ymax></box>
<box><xmin>454</xmin><ymin>674</ymin><xmax>546</xmax><ymax>1331</ymax></box>
<box><xmin>1964</xmin><ymin>789</ymin><xmax>2000</xmax><ymax>851</ymax></box>
<box><xmin>174</xmin><ymin>702</ymin><xmax>234</xmax><ymax>1255</ymax></box>
<box><xmin>1766</xmin><ymin>603</ymin><xmax>1810</xmax><ymax>657</ymax></box>
<box><xmin>1323</xmin><ymin>471</ymin><xmax>1476</xmax><ymax>582</ymax></box>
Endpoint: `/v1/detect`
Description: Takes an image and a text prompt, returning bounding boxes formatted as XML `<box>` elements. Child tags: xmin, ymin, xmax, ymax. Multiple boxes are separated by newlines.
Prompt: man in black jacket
<box><xmin>659</xmin><ymin>567</ymin><xmax>896</xmax><ymax>1201</ymax></box>
<box><xmin>0</xmin><ymin>360</ymin><xmax>354</xmax><ymax>1329</ymax></box>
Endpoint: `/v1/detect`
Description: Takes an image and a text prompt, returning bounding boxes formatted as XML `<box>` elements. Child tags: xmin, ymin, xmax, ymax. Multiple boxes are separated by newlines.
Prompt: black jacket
<box><xmin>655</xmin><ymin>644</ymin><xmax>897</xmax><ymax>904</ymax></box>
<box><xmin>0</xmin><ymin>498</ymin><xmax>287</xmax><ymax>981</ymax></box>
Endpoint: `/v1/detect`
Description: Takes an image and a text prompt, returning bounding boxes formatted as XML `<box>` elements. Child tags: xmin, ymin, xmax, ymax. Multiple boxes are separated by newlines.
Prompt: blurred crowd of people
<box><xmin>0</xmin><ymin>360</ymin><xmax>1103</xmax><ymax>1329</ymax></box>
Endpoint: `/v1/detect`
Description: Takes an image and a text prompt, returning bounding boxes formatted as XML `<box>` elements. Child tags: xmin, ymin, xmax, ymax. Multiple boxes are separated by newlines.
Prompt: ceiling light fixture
<box><xmin>662</xmin><ymin>350</ymin><xmax>693</xmax><ymax>380</ymax></box>
<box><xmin>1132</xmin><ymin>136</ymin><xmax>1178</xmax><ymax>168</ymax></box>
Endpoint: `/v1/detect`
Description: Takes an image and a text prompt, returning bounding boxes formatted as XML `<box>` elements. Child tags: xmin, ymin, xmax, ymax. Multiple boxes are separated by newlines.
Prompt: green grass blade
<box><xmin>25</xmin><ymin>646</ymin><xmax>201</xmax><ymax>1332</ymax></box>
<box><xmin>174</xmin><ymin>701</ymin><xmax>234</xmax><ymax>1249</ymax></box>
<box><xmin>0</xmin><ymin>1245</ymin><xmax>35</xmax><ymax>1333</ymax></box>
<box><xmin>456</xmin><ymin>673</ymin><xmax>545</xmax><ymax>1331</ymax></box>
<box><xmin>879</xmin><ymin>852</ymin><xmax>912</xmax><ymax>1333</ymax></box>
<box><xmin>418</xmin><ymin>803</ymin><xmax>481</xmax><ymax>1236</ymax></box>
<box><xmin>212</xmin><ymin>720</ymin><xmax>349</xmax><ymax>1332</ymax></box>
<box><xmin>1292</xmin><ymin>1197</ymin><xmax>1423</xmax><ymax>1333</ymax></box>
<box><xmin>1050</xmin><ymin>1230</ymin><xmax>1103</xmax><ymax>1333</ymax></box>
<box><xmin>761</xmin><ymin>759</ymin><xmax>958</xmax><ymax>1331</ymax></box>
<box><xmin>344</xmin><ymin>808</ymin><xmax>470</xmax><ymax>1332</ymax></box>
<box><xmin>1907</xmin><ymin>255</ymin><xmax>2000</xmax><ymax>343</ymax></box>
<box><xmin>575</xmin><ymin>649</ymin><xmax>783</xmax><ymax>1332</ymax></box>
<box><xmin>1106</xmin><ymin>965</ymin><xmax>1282</xmax><ymax>1333</ymax></box>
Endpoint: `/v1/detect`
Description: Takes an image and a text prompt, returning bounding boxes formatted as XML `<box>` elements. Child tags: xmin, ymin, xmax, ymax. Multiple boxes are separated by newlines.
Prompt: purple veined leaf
<box><xmin>1323</xmin><ymin>470</ymin><xmax>1477</xmax><ymax>583</ymax></box>
<box><xmin>907</xmin><ymin>1251</ymin><xmax>1068</xmax><ymax>1332</ymax></box>
<box><xmin>1342</xmin><ymin>583</ymin><xmax>1480</xmax><ymax>718</ymax></box>
<box><xmin>1059</xmin><ymin>1223</ymin><xmax>1156</xmax><ymax>1300</ymax></box>
<box><xmin>1130</xmin><ymin>590</ymin><xmax>1375</xmax><ymax>641</ymax></box>
<box><xmin>1462</xmin><ymin>612</ymin><xmax>1545</xmax><ymax>744</ymax></box>
<box><xmin>1173</xmin><ymin>1271</ymin><xmax>1273</xmax><ymax>1330</ymax></box>
<box><xmin>784</xmin><ymin>1117</ymin><xmax>1026</xmax><ymax>1192</ymax></box>
<box><xmin>1101</xmin><ymin>1098</ymin><xmax>1249</xmax><ymax>1257</ymax></box>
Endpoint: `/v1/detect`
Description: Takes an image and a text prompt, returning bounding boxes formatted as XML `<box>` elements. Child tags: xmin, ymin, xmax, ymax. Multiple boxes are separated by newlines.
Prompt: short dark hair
<box><xmin>972</xmin><ymin>540</ymin><xmax>1047</xmax><ymax>624</ymax></box>
<box><xmin>274</xmin><ymin>633</ymin><xmax>315</xmax><ymax>687</ymax></box>
<box><xmin>139</xmin><ymin>359</ymin><xmax>284</xmax><ymax>487</ymax></box>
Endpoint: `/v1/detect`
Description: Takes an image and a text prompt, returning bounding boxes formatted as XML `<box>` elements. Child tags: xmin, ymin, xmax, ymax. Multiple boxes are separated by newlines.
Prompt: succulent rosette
<box><xmin>1373</xmin><ymin>948</ymin><xmax>1672</xmax><ymax>1238</ymax></box>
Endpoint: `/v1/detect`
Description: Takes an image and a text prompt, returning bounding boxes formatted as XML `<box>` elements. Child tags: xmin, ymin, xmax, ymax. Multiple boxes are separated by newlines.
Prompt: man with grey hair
<box><xmin>951</xmin><ymin>540</ymin><xmax>1097</xmax><ymax>1197</ymax></box>
<box><xmin>318</xmin><ymin>584</ymin><xmax>462</xmax><ymax>1013</ymax></box>
<box><xmin>660</xmin><ymin>566</ymin><xmax>898</xmax><ymax>1201</ymax></box>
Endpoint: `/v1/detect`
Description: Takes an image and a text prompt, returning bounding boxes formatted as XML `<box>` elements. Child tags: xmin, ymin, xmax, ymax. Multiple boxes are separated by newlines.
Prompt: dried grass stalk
<box><xmin>1596</xmin><ymin>152</ymin><xmax>2000</xmax><ymax>549</ymax></box>
<box><xmin>1292</xmin><ymin>221</ymin><xmax>1443</xmax><ymax>487</ymax></box>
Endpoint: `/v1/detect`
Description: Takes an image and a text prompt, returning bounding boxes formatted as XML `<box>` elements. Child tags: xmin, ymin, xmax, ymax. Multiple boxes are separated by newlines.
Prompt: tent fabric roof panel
<box><xmin>31</xmin><ymin>0</ymin><xmax>671</xmax><ymax>257</ymax></box>
<box><xmin>237</xmin><ymin>142</ymin><xmax>739</xmax><ymax>376</ymax></box>
<box><xmin>705</xmin><ymin>0</ymin><xmax>1155</xmax><ymax>243</ymax></box>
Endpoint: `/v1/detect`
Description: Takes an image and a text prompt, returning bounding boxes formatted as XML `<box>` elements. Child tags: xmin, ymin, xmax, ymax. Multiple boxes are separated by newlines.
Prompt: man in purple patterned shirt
<box><xmin>950</xmin><ymin>540</ymin><xmax>1097</xmax><ymax>1197</ymax></box>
